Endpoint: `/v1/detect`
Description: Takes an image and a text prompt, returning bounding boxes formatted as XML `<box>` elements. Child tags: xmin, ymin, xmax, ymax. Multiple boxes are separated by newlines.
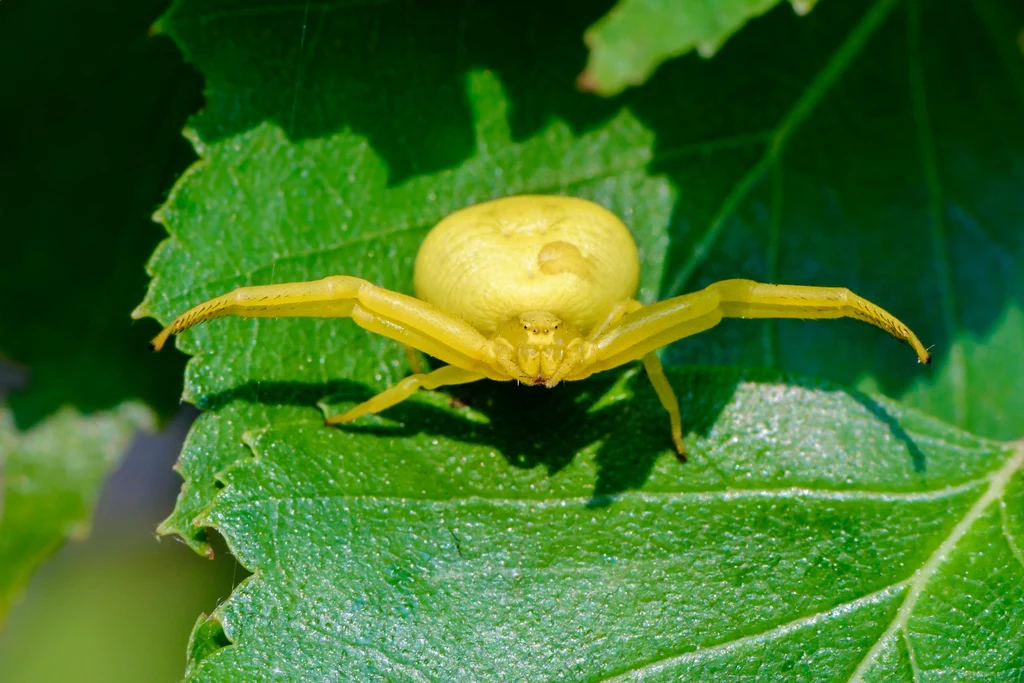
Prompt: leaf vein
<box><xmin>845</xmin><ymin>443</ymin><xmax>1024</xmax><ymax>681</ymax></box>
<box><xmin>224</xmin><ymin>479</ymin><xmax>988</xmax><ymax>511</ymax></box>
<box><xmin>999</xmin><ymin>499</ymin><xmax>1024</xmax><ymax>573</ymax></box>
<box><xmin>665</xmin><ymin>0</ymin><xmax>903</xmax><ymax>298</ymax></box>
<box><xmin>908</xmin><ymin>0</ymin><xmax>968</xmax><ymax>426</ymax></box>
<box><xmin>902</xmin><ymin>626</ymin><xmax>923</xmax><ymax>683</ymax></box>
<box><xmin>600</xmin><ymin>581</ymin><xmax>909</xmax><ymax>681</ymax></box>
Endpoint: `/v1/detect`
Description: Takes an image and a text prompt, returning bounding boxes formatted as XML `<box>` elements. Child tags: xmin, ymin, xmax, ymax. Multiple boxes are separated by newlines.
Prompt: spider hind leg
<box><xmin>325</xmin><ymin>364</ymin><xmax>486</xmax><ymax>425</ymax></box>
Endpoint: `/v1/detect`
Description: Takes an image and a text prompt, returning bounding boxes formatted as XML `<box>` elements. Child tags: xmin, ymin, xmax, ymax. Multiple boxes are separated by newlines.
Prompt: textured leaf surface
<box><xmin>142</xmin><ymin>0</ymin><xmax>1024</xmax><ymax>678</ymax></box>
<box><xmin>579</xmin><ymin>0</ymin><xmax>818</xmax><ymax>96</ymax></box>
<box><xmin>210</xmin><ymin>379</ymin><xmax>1024</xmax><ymax>681</ymax></box>
<box><xmin>0</xmin><ymin>403</ymin><xmax>152</xmax><ymax>618</ymax></box>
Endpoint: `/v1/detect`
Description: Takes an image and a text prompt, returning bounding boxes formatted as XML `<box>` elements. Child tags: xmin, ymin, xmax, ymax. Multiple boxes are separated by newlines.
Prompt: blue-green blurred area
<box><xmin>0</xmin><ymin>407</ymin><xmax>244</xmax><ymax>683</ymax></box>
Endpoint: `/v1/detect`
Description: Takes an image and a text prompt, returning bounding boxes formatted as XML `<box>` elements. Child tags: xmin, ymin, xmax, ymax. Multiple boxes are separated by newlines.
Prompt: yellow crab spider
<box><xmin>150</xmin><ymin>195</ymin><xmax>931</xmax><ymax>459</ymax></box>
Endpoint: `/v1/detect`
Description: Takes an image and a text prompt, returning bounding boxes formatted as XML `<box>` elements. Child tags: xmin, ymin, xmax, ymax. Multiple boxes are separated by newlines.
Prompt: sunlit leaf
<box><xmin>579</xmin><ymin>0</ymin><xmax>818</xmax><ymax>96</ymax></box>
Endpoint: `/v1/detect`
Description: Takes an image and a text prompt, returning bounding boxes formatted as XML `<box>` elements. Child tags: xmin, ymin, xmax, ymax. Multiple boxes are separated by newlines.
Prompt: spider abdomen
<box><xmin>413</xmin><ymin>195</ymin><xmax>640</xmax><ymax>335</ymax></box>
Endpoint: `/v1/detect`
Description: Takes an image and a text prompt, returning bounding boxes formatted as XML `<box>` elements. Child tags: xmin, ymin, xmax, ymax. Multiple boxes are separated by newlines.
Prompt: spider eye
<box><xmin>543</xmin><ymin>329</ymin><xmax>549</xmax><ymax>334</ymax></box>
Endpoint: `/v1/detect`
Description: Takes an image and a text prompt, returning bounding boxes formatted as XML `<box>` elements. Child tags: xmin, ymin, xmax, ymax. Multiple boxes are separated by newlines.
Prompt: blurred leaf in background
<box><xmin>0</xmin><ymin>404</ymin><xmax>151</xmax><ymax>618</ymax></box>
<box><xmin>579</xmin><ymin>0</ymin><xmax>820</xmax><ymax>96</ymax></box>
<box><xmin>0</xmin><ymin>0</ymin><xmax>238</xmax><ymax>680</ymax></box>
<box><xmin>137</xmin><ymin>0</ymin><xmax>1024</xmax><ymax>678</ymax></box>
<box><xmin>0</xmin><ymin>398</ymin><xmax>244</xmax><ymax>683</ymax></box>
<box><xmin>0</xmin><ymin>522</ymin><xmax>241</xmax><ymax>683</ymax></box>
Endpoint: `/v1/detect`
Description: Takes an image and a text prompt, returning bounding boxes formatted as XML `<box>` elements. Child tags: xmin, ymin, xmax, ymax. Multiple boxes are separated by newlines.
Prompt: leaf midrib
<box><xmin>846</xmin><ymin>442</ymin><xmax>1024</xmax><ymax>681</ymax></box>
<box><xmin>597</xmin><ymin>441</ymin><xmax>1023</xmax><ymax>682</ymax></box>
<box><xmin>217</xmin><ymin>480</ymin><xmax>988</xmax><ymax>511</ymax></box>
<box><xmin>665</xmin><ymin>0</ymin><xmax>903</xmax><ymax>299</ymax></box>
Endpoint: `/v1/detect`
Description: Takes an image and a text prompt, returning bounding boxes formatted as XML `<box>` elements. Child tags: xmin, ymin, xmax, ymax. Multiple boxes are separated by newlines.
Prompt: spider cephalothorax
<box><xmin>149</xmin><ymin>195</ymin><xmax>930</xmax><ymax>458</ymax></box>
<box><xmin>490</xmin><ymin>312</ymin><xmax>583</xmax><ymax>386</ymax></box>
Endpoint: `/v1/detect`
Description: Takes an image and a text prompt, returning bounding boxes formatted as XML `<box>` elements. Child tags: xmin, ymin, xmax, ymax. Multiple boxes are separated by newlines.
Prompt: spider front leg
<box><xmin>588</xmin><ymin>279</ymin><xmax>932</xmax><ymax>373</ymax></box>
<box><xmin>571</xmin><ymin>280</ymin><xmax>930</xmax><ymax>459</ymax></box>
<box><xmin>148</xmin><ymin>276</ymin><xmax>504</xmax><ymax>379</ymax></box>
<box><xmin>572</xmin><ymin>298</ymin><xmax>686</xmax><ymax>458</ymax></box>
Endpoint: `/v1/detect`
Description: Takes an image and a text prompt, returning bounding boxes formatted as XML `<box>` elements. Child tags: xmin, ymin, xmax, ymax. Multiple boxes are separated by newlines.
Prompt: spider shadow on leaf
<box><xmin>333</xmin><ymin>369</ymin><xmax>741</xmax><ymax>503</ymax></box>
<box><xmin>198</xmin><ymin>365</ymin><xmax>928</xmax><ymax>501</ymax></box>
<box><xmin>844</xmin><ymin>385</ymin><xmax>928</xmax><ymax>473</ymax></box>
<box><xmin>198</xmin><ymin>377</ymin><xmax>368</xmax><ymax>414</ymax></box>
<box><xmin>200</xmin><ymin>365</ymin><xmax>742</xmax><ymax>502</ymax></box>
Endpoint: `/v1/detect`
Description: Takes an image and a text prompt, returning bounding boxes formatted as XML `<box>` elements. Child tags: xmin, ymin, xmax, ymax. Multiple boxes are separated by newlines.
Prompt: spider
<box><xmin>150</xmin><ymin>195</ymin><xmax>931</xmax><ymax>459</ymax></box>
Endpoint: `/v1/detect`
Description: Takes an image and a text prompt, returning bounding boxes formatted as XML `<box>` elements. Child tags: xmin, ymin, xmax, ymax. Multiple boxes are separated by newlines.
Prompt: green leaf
<box><xmin>141</xmin><ymin>0</ymin><xmax>1024</xmax><ymax>678</ymax></box>
<box><xmin>0</xmin><ymin>0</ymin><xmax>199</xmax><ymax>427</ymax></box>
<box><xmin>152</xmin><ymin>0</ymin><xmax>1024</xmax><ymax>442</ymax></box>
<box><xmin>139</xmin><ymin>67</ymin><xmax>672</xmax><ymax>554</ymax></box>
<box><xmin>579</xmin><ymin>0</ymin><xmax>818</xmax><ymax>96</ymax></box>
<box><xmin>0</xmin><ymin>403</ymin><xmax>152</xmax><ymax>619</ymax></box>
<box><xmin>164</xmin><ymin>368</ymin><xmax>1024</xmax><ymax>679</ymax></box>
<box><xmin>658</xmin><ymin>0</ymin><xmax>1024</xmax><ymax>442</ymax></box>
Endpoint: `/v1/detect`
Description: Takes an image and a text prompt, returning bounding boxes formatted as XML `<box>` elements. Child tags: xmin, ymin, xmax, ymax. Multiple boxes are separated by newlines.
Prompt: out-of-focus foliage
<box><xmin>0</xmin><ymin>404</ymin><xmax>151</xmax><ymax>618</ymax></box>
<box><xmin>0</xmin><ymin>537</ymin><xmax>241</xmax><ymax>683</ymax></box>
<box><xmin>0</xmin><ymin>0</ymin><xmax>226</xmax><ymax>675</ymax></box>
<box><xmin>0</xmin><ymin>0</ymin><xmax>199</xmax><ymax>427</ymax></box>
<box><xmin>579</xmin><ymin>0</ymin><xmax>819</xmax><ymax>96</ymax></box>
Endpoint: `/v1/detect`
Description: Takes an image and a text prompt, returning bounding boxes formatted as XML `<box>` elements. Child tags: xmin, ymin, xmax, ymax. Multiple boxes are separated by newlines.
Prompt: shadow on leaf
<box><xmin>199</xmin><ymin>366</ymin><xmax>743</xmax><ymax>500</ymax></box>
<box><xmin>199</xmin><ymin>364</ymin><xmax>929</xmax><ymax>500</ymax></box>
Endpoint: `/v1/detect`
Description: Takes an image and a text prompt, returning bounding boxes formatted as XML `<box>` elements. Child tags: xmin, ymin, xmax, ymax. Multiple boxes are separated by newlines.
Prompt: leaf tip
<box><xmin>695</xmin><ymin>41</ymin><xmax>719</xmax><ymax>59</ymax></box>
<box><xmin>790</xmin><ymin>0</ymin><xmax>816</xmax><ymax>17</ymax></box>
<box><xmin>576</xmin><ymin>68</ymin><xmax>623</xmax><ymax>97</ymax></box>
<box><xmin>575</xmin><ymin>69</ymin><xmax>599</xmax><ymax>94</ymax></box>
<box><xmin>157</xmin><ymin>517</ymin><xmax>214</xmax><ymax>559</ymax></box>
<box><xmin>130</xmin><ymin>298</ymin><xmax>151</xmax><ymax>322</ymax></box>
<box><xmin>186</xmin><ymin>613</ymin><xmax>232</xmax><ymax>674</ymax></box>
